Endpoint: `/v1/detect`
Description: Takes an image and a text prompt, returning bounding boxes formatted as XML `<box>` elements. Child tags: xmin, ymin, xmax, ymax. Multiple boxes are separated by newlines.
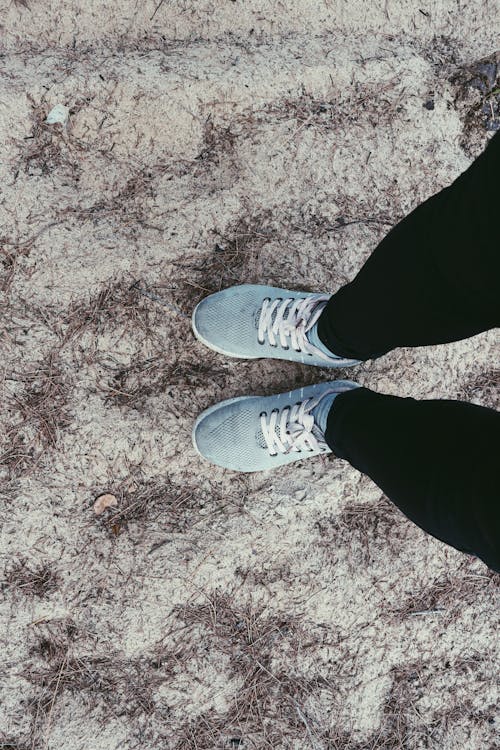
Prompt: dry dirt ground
<box><xmin>0</xmin><ymin>2</ymin><xmax>499</xmax><ymax>749</ymax></box>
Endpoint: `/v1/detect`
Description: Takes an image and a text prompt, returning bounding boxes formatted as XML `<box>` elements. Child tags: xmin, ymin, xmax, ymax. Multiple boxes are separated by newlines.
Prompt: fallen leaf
<box><xmin>93</xmin><ymin>493</ymin><xmax>118</xmax><ymax>515</ymax></box>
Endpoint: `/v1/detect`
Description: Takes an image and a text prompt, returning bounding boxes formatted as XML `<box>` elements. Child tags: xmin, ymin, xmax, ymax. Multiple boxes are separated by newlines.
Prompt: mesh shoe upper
<box><xmin>193</xmin><ymin>380</ymin><xmax>360</xmax><ymax>472</ymax></box>
<box><xmin>192</xmin><ymin>284</ymin><xmax>360</xmax><ymax>368</ymax></box>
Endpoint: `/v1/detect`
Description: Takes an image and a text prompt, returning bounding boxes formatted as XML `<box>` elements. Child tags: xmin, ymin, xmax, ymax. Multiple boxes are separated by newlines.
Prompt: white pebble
<box><xmin>46</xmin><ymin>103</ymin><xmax>70</xmax><ymax>125</ymax></box>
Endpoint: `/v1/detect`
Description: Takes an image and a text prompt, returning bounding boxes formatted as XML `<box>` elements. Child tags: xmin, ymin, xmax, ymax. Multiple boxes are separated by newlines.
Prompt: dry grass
<box><xmin>60</xmin><ymin>278</ymin><xmax>184</xmax><ymax>385</ymax></box>
<box><xmin>234</xmin><ymin>82</ymin><xmax>406</xmax><ymax>139</ymax></box>
<box><xmin>313</xmin><ymin>656</ymin><xmax>493</xmax><ymax>750</ymax></box>
<box><xmin>457</xmin><ymin>368</ymin><xmax>499</xmax><ymax>410</ymax></box>
<box><xmin>170</xmin><ymin>210</ymin><xmax>279</xmax><ymax>311</ymax></box>
<box><xmin>450</xmin><ymin>51</ymin><xmax>500</xmax><ymax>156</ymax></box>
<box><xmin>173</xmin><ymin>593</ymin><xmax>330</xmax><ymax>748</ymax></box>
<box><xmin>1</xmin><ymin>23</ymin><xmax>499</xmax><ymax>750</ymax></box>
<box><xmin>60</xmin><ymin>163</ymin><xmax>174</xmax><ymax>238</ymax></box>
<box><xmin>0</xmin><ymin>353</ymin><xmax>71</xmax><ymax>479</ymax></box>
<box><xmin>169</xmin><ymin>200</ymin><xmax>392</xmax><ymax>316</ymax></box>
<box><xmin>170</xmin><ymin>591</ymin><xmax>499</xmax><ymax>748</ymax></box>
<box><xmin>286</xmin><ymin>209</ymin><xmax>395</xmax><ymax>241</ymax></box>
<box><xmin>375</xmin><ymin>655</ymin><xmax>497</xmax><ymax>749</ymax></box>
<box><xmin>0</xmin><ymin>740</ymin><xmax>31</xmax><ymax>750</ymax></box>
<box><xmin>13</xmin><ymin>95</ymin><xmax>81</xmax><ymax>181</ymax></box>
<box><xmin>28</xmin><ymin>619</ymin><xmax>80</xmax><ymax>662</ymax></box>
<box><xmin>26</xmin><ymin>654</ymin><xmax>167</xmax><ymax>716</ymax></box>
<box><xmin>52</xmin><ymin>276</ymin><xmax>234</xmax><ymax>410</ymax></box>
<box><xmin>234</xmin><ymin>562</ymin><xmax>293</xmax><ymax>589</ymax></box>
<box><xmin>0</xmin><ymin>238</ymin><xmax>30</xmax><ymax>294</ymax></box>
<box><xmin>18</xmin><ymin>618</ymin><xmax>185</xmax><ymax>748</ymax></box>
<box><xmin>387</xmin><ymin>564</ymin><xmax>499</xmax><ymax>622</ymax></box>
<box><xmin>2</xmin><ymin>559</ymin><xmax>61</xmax><ymax>599</ymax></box>
<box><xmin>14</xmin><ymin>100</ymin><xmax>179</xmax><ymax>238</ymax></box>
<box><xmin>0</xmin><ymin>479</ymin><xmax>18</xmax><ymax>504</ymax></box>
<box><xmin>195</xmin><ymin>114</ymin><xmax>238</xmax><ymax>165</ymax></box>
<box><xmin>93</xmin><ymin>475</ymin><xmax>244</xmax><ymax>538</ymax></box>
<box><xmin>315</xmin><ymin>498</ymin><xmax>409</xmax><ymax>568</ymax></box>
<box><xmin>0</xmin><ymin>433</ymin><xmax>32</xmax><ymax>480</ymax></box>
<box><xmin>24</xmin><ymin>655</ymin><xmax>172</xmax><ymax>747</ymax></box>
<box><xmin>104</xmin><ymin>355</ymin><xmax>231</xmax><ymax>408</ymax></box>
<box><xmin>379</xmin><ymin>663</ymin><xmax>425</xmax><ymax>749</ymax></box>
<box><xmin>62</xmin><ymin>279</ymin><xmax>158</xmax><ymax>342</ymax></box>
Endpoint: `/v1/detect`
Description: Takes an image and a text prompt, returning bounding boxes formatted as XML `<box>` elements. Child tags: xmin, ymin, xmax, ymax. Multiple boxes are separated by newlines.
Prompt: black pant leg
<box><xmin>326</xmin><ymin>388</ymin><xmax>500</xmax><ymax>573</ymax></box>
<box><xmin>318</xmin><ymin>132</ymin><xmax>500</xmax><ymax>361</ymax></box>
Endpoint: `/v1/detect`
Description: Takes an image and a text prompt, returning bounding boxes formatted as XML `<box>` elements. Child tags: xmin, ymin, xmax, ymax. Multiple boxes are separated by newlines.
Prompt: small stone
<box><xmin>424</xmin><ymin>100</ymin><xmax>435</xmax><ymax>110</ymax></box>
<box><xmin>46</xmin><ymin>103</ymin><xmax>70</xmax><ymax>125</ymax></box>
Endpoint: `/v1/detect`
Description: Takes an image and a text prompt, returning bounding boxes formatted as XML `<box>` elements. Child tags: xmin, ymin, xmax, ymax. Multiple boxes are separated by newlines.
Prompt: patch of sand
<box><xmin>0</xmin><ymin>2</ymin><xmax>499</xmax><ymax>748</ymax></box>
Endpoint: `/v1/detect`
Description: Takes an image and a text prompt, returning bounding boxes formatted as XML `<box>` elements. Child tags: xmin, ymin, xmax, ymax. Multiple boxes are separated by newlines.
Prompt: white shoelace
<box><xmin>260</xmin><ymin>390</ymin><xmax>336</xmax><ymax>456</ymax></box>
<box><xmin>257</xmin><ymin>295</ymin><xmax>335</xmax><ymax>361</ymax></box>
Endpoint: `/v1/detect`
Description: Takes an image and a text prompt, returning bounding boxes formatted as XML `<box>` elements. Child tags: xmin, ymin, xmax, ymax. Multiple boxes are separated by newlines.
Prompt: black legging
<box><xmin>317</xmin><ymin>132</ymin><xmax>500</xmax><ymax>573</ymax></box>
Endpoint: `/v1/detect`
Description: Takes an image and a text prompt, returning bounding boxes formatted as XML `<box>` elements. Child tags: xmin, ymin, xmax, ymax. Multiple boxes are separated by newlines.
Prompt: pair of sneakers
<box><xmin>192</xmin><ymin>284</ymin><xmax>361</xmax><ymax>472</ymax></box>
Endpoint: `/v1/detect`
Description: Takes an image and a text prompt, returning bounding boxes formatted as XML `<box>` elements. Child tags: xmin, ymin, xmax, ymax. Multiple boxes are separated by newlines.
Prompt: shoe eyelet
<box><xmin>259</xmin><ymin>411</ymin><xmax>267</xmax><ymax>418</ymax></box>
<box><xmin>282</xmin><ymin>345</ymin><xmax>289</xmax><ymax>351</ymax></box>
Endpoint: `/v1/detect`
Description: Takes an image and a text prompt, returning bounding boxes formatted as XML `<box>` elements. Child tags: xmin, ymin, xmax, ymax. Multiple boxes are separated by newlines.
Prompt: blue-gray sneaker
<box><xmin>192</xmin><ymin>284</ymin><xmax>360</xmax><ymax>368</ymax></box>
<box><xmin>193</xmin><ymin>380</ymin><xmax>360</xmax><ymax>472</ymax></box>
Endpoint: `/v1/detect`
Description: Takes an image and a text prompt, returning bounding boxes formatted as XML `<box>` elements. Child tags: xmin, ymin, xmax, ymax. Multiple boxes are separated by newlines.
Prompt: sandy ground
<box><xmin>0</xmin><ymin>2</ymin><xmax>499</xmax><ymax>749</ymax></box>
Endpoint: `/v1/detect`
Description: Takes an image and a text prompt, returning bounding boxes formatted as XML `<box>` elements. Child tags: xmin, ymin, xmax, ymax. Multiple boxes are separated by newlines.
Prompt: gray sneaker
<box><xmin>193</xmin><ymin>380</ymin><xmax>360</xmax><ymax>472</ymax></box>
<box><xmin>192</xmin><ymin>284</ymin><xmax>360</xmax><ymax>367</ymax></box>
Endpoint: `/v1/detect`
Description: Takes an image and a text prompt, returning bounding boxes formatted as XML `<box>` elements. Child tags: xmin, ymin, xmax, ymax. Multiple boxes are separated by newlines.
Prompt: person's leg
<box><xmin>326</xmin><ymin>387</ymin><xmax>500</xmax><ymax>572</ymax></box>
<box><xmin>318</xmin><ymin>132</ymin><xmax>500</xmax><ymax>360</ymax></box>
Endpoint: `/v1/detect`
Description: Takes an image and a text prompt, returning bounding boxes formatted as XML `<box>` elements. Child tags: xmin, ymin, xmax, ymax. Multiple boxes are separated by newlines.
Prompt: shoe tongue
<box><xmin>310</xmin><ymin>393</ymin><xmax>336</xmax><ymax>435</ymax></box>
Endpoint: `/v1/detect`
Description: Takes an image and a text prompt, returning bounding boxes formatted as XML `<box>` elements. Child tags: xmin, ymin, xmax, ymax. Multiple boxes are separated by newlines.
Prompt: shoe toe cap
<box><xmin>193</xmin><ymin>400</ymin><xmax>264</xmax><ymax>471</ymax></box>
<box><xmin>192</xmin><ymin>286</ymin><xmax>262</xmax><ymax>354</ymax></box>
